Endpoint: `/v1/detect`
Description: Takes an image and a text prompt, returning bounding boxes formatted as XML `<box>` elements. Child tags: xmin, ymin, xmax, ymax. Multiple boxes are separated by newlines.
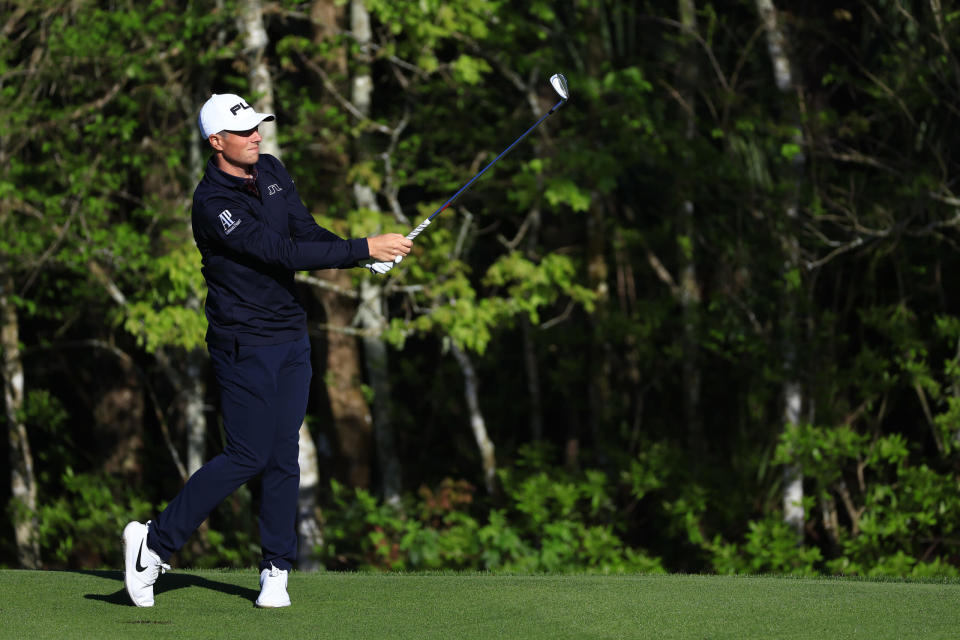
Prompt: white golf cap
<box><xmin>197</xmin><ymin>93</ymin><xmax>275</xmax><ymax>138</ymax></box>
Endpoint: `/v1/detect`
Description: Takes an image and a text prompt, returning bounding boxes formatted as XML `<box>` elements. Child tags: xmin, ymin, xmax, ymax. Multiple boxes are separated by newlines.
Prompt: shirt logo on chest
<box><xmin>266</xmin><ymin>183</ymin><xmax>283</xmax><ymax>196</ymax></box>
<box><xmin>219</xmin><ymin>209</ymin><xmax>242</xmax><ymax>235</ymax></box>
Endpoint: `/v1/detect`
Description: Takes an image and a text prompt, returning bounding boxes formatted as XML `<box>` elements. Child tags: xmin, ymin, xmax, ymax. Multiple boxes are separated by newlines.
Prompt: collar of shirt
<box><xmin>242</xmin><ymin>167</ymin><xmax>260</xmax><ymax>198</ymax></box>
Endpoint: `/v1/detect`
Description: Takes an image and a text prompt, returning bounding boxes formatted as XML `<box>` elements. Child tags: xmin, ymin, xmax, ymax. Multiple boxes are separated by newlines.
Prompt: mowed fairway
<box><xmin>0</xmin><ymin>569</ymin><xmax>958</xmax><ymax>639</ymax></box>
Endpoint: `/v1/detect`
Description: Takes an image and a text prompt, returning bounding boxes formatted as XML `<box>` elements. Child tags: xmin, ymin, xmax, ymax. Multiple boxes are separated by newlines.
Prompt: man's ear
<box><xmin>208</xmin><ymin>133</ymin><xmax>224</xmax><ymax>151</ymax></box>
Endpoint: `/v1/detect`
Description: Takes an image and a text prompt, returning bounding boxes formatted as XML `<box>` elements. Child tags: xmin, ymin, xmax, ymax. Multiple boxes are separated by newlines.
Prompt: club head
<box><xmin>550</xmin><ymin>73</ymin><xmax>569</xmax><ymax>101</ymax></box>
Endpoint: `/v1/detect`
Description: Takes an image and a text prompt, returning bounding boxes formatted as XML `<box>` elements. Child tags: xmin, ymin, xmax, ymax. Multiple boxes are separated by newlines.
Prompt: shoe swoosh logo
<box><xmin>135</xmin><ymin>541</ymin><xmax>148</xmax><ymax>573</ymax></box>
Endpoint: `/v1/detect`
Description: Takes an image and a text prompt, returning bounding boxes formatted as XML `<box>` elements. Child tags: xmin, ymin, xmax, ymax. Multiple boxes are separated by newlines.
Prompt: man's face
<box><xmin>210</xmin><ymin>126</ymin><xmax>262</xmax><ymax>171</ymax></box>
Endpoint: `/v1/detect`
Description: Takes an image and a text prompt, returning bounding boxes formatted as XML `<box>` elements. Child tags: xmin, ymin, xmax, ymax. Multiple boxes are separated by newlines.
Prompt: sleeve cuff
<box><xmin>351</xmin><ymin>237</ymin><xmax>370</xmax><ymax>261</ymax></box>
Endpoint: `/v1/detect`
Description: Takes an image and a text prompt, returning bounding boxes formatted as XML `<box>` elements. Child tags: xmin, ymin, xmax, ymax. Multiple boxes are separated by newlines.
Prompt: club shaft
<box><xmin>427</xmin><ymin>99</ymin><xmax>566</xmax><ymax>221</ymax></box>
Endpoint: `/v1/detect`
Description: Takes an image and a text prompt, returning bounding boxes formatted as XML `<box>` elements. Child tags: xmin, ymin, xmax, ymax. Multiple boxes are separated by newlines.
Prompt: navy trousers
<box><xmin>148</xmin><ymin>334</ymin><xmax>311</xmax><ymax>571</ymax></box>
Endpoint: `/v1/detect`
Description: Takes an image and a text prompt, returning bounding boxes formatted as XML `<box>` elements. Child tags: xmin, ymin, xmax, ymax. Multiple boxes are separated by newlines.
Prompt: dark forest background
<box><xmin>4</xmin><ymin>0</ymin><xmax>960</xmax><ymax>576</ymax></box>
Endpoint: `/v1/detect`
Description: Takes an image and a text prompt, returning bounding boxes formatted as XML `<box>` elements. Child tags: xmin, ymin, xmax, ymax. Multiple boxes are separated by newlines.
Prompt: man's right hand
<box><xmin>367</xmin><ymin>233</ymin><xmax>413</xmax><ymax>262</ymax></box>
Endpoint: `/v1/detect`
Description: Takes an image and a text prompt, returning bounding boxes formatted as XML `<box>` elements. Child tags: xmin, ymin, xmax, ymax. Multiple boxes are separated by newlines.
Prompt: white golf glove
<box><xmin>367</xmin><ymin>259</ymin><xmax>398</xmax><ymax>274</ymax></box>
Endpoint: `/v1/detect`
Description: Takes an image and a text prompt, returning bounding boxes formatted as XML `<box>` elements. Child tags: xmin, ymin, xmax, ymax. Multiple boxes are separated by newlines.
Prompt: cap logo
<box><xmin>229</xmin><ymin>101</ymin><xmax>252</xmax><ymax>116</ymax></box>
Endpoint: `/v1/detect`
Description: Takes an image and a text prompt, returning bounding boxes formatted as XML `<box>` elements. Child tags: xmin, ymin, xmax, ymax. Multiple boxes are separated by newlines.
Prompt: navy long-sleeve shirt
<box><xmin>192</xmin><ymin>153</ymin><xmax>368</xmax><ymax>348</ymax></box>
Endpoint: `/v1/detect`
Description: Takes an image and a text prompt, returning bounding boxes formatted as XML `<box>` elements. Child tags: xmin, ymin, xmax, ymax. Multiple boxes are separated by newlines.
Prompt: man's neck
<box><xmin>215</xmin><ymin>154</ymin><xmax>255</xmax><ymax>179</ymax></box>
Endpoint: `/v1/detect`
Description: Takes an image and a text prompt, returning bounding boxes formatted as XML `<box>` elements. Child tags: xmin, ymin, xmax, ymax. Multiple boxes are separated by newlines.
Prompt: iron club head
<box><xmin>550</xmin><ymin>73</ymin><xmax>569</xmax><ymax>101</ymax></box>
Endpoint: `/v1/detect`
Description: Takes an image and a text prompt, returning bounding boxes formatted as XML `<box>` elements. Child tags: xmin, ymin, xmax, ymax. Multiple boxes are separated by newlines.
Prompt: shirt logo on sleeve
<box><xmin>266</xmin><ymin>184</ymin><xmax>283</xmax><ymax>196</ymax></box>
<box><xmin>218</xmin><ymin>209</ymin><xmax>242</xmax><ymax>235</ymax></box>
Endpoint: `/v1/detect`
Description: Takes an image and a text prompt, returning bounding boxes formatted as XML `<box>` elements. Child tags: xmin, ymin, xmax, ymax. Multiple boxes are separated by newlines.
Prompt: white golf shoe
<box><xmin>122</xmin><ymin>520</ymin><xmax>170</xmax><ymax>607</ymax></box>
<box><xmin>255</xmin><ymin>563</ymin><xmax>291</xmax><ymax>608</ymax></box>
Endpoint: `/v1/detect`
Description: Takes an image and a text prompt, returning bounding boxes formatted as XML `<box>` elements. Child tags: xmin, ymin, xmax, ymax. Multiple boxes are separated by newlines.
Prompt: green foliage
<box><xmin>122</xmin><ymin>240</ymin><xmax>207</xmax><ymax>353</ymax></box>
<box><xmin>36</xmin><ymin>468</ymin><xmax>154</xmax><ymax>567</ymax></box>
<box><xmin>384</xmin><ymin>251</ymin><xmax>595</xmax><ymax>355</ymax></box>
<box><xmin>364</xmin><ymin>0</ymin><xmax>501</xmax><ymax>53</ymax></box>
<box><xmin>317</xmin><ymin>456</ymin><xmax>664</xmax><ymax>574</ymax></box>
<box><xmin>22</xmin><ymin>389</ymin><xmax>73</xmax><ymax>486</ymax></box>
<box><xmin>6</xmin><ymin>0</ymin><xmax>960</xmax><ymax>581</ymax></box>
<box><xmin>451</xmin><ymin>55</ymin><xmax>492</xmax><ymax>86</ymax></box>
<box><xmin>709</xmin><ymin>517</ymin><xmax>823</xmax><ymax>577</ymax></box>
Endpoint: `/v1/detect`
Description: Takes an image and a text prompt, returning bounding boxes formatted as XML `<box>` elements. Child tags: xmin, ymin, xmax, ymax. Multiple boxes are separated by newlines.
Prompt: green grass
<box><xmin>1</xmin><ymin>570</ymin><xmax>959</xmax><ymax>639</ymax></box>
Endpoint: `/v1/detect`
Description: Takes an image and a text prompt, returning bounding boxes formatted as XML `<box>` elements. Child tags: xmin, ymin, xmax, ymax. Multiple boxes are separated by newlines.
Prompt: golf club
<box><xmin>368</xmin><ymin>73</ymin><xmax>570</xmax><ymax>274</ymax></box>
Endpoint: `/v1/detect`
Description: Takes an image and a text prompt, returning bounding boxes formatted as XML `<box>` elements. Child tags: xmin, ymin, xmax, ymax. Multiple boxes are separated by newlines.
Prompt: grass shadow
<box><xmin>74</xmin><ymin>570</ymin><xmax>259</xmax><ymax>607</ymax></box>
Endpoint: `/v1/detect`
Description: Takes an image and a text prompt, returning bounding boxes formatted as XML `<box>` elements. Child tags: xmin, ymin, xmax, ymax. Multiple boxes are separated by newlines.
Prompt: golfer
<box><xmin>123</xmin><ymin>93</ymin><xmax>412</xmax><ymax>608</ymax></box>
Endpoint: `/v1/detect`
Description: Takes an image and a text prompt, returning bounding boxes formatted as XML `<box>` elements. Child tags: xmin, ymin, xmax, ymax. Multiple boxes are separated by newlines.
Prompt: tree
<box><xmin>1</xmin><ymin>271</ymin><xmax>40</xmax><ymax>568</ymax></box>
<box><xmin>754</xmin><ymin>0</ymin><xmax>807</xmax><ymax>541</ymax></box>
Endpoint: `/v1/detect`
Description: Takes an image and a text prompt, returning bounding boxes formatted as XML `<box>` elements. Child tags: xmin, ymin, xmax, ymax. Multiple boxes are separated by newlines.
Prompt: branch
<box><xmin>453</xmin><ymin>208</ymin><xmax>474</xmax><ymax>260</ymax></box>
<box><xmin>67</xmin><ymin>80</ymin><xmax>125</xmax><ymax>122</ymax></box>
<box><xmin>833</xmin><ymin>479</ymin><xmax>863</xmax><ymax>536</ymax></box>
<box><xmin>816</xmin><ymin>148</ymin><xmax>899</xmax><ymax>174</ymax></box>
<box><xmin>309</xmin><ymin>323</ymin><xmax>380</xmax><ymax>338</ymax></box>
<box><xmin>379</xmin><ymin>111</ymin><xmax>411</xmax><ymax>226</ymax></box>
<box><xmin>645</xmin><ymin>249</ymin><xmax>681</xmax><ymax>298</ymax></box>
<box><xmin>804</xmin><ymin>236</ymin><xmax>865</xmax><ymax>271</ymax></box>
<box><xmin>539</xmin><ymin>300</ymin><xmax>575</xmax><ymax>331</ymax></box>
<box><xmin>914</xmin><ymin>380</ymin><xmax>945</xmax><ymax>455</ymax></box>
<box><xmin>497</xmin><ymin>210</ymin><xmax>534</xmax><ymax>252</ymax></box>
<box><xmin>649</xmin><ymin>16</ymin><xmax>730</xmax><ymax>93</ymax></box>
<box><xmin>296</xmin><ymin>50</ymin><xmax>392</xmax><ymax>135</ymax></box>
<box><xmin>20</xmin><ymin>200</ymin><xmax>80</xmax><ymax>295</ymax></box>
<box><xmin>295</xmin><ymin>272</ymin><xmax>359</xmax><ymax>298</ymax></box>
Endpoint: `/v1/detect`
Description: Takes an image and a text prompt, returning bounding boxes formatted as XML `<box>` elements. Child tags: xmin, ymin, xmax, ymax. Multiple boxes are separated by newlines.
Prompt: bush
<box><xmin>316</xmin><ymin>456</ymin><xmax>665</xmax><ymax>574</ymax></box>
<box><xmin>36</xmin><ymin>467</ymin><xmax>154</xmax><ymax>568</ymax></box>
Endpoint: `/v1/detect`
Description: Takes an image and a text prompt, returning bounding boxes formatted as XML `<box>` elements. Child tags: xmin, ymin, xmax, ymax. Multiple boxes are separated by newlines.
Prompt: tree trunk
<box><xmin>755</xmin><ymin>0</ymin><xmax>807</xmax><ymax>540</ymax></box>
<box><xmin>297</xmin><ymin>422</ymin><xmax>323</xmax><ymax>570</ymax></box>
<box><xmin>349</xmin><ymin>0</ymin><xmax>404</xmax><ymax>501</ymax></box>
<box><xmin>521</xmin><ymin>319</ymin><xmax>543</xmax><ymax>441</ymax></box>
<box><xmin>305</xmin><ymin>0</ymin><xmax>379</xmax><ymax>492</ymax></box>
<box><xmin>185</xmin><ymin>139</ymin><xmax>209</xmax><ymax>477</ymax></box>
<box><xmin>450</xmin><ymin>343</ymin><xmax>496</xmax><ymax>494</ymax></box>
<box><xmin>239</xmin><ymin>0</ymin><xmax>280</xmax><ymax>158</ymax></box>
<box><xmin>585</xmin><ymin>194</ymin><xmax>611</xmax><ymax>459</ymax></box>
<box><xmin>582</xmin><ymin>4</ymin><xmax>612</xmax><ymax>464</ymax></box>
<box><xmin>521</xmin><ymin>84</ymin><xmax>545</xmax><ymax>443</ymax></box>
<box><xmin>677</xmin><ymin>0</ymin><xmax>704</xmax><ymax>454</ymax></box>
<box><xmin>318</xmin><ymin>270</ymin><xmax>373</xmax><ymax>488</ymax></box>
<box><xmin>184</xmin><ymin>347</ymin><xmax>207</xmax><ymax>476</ymax></box>
<box><xmin>94</xmin><ymin>353</ymin><xmax>145</xmax><ymax>481</ymax></box>
<box><xmin>357</xmin><ymin>280</ymin><xmax>402</xmax><ymax>505</ymax></box>
<box><xmin>242</xmin><ymin>0</ymin><xmax>326</xmax><ymax>553</ymax></box>
<box><xmin>2</xmin><ymin>269</ymin><xmax>41</xmax><ymax>568</ymax></box>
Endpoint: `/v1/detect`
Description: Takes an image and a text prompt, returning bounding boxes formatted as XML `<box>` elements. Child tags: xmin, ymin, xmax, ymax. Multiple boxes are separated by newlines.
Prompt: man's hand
<box><xmin>367</xmin><ymin>233</ymin><xmax>413</xmax><ymax>262</ymax></box>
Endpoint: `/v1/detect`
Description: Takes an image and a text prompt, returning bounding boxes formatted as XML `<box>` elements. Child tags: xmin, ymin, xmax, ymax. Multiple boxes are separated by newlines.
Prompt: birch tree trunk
<box><xmin>239</xmin><ymin>0</ymin><xmax>280</xmax><ymax>157</ymax></box>
<box><xmin>184</xmin><ymin>348</ymin><xmax>207</xmax><ymax>476</ymax></box>
<box><xmin>450</xmin><ymin>343</ymin><xmax>496</xmax><ymax>494</ymax></box>
<box><xmin>755</xmin><ymin>0</ymin><xmax>807</xmax><ymax>540</ymax></box>
<box><xmin>357</xmin><ymin>281</ymin><xmax>403</xmax><ymax>504</ymax></box>
<box><xmin>349</xmin><ymin>0</ymin><xmax>404</xmax><ymax>503</ymax></box>
<box><xmin>2</xmin><ymin>269</ymin><xmax>41</xmax><ymax>568</ymax></box>
<box><xmin>242</xmin><ymin>0</ymin><xmax>325</xmax><ymax>560</ymax></box>
<box><xmin>297</xmin><ymin>421</ymin><xmax>323</xmax><ymax>570</ymax></box>
<box><xmin>185</xmin><ymin>137</ymin><xmax>209</xmax><ymax>477</ymax></box>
